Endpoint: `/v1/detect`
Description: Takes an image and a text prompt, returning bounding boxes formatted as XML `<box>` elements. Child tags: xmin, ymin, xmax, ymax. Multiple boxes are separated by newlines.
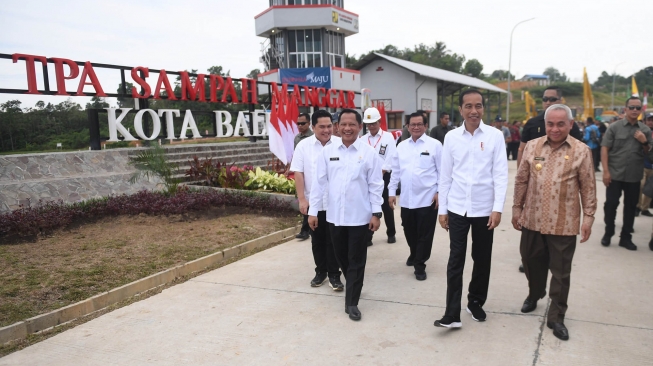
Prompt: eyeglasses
<box><xmin>627</xmin><ymin>106</ymin><xmax>642</xmax><ymax>111</ymax></box>
<box><xmin>297</xmin><ymin>122</ymin><xmax>308</xmax><ymax>126</ymax></box>
<box><xmin>542</xmin><ymin>97</ymin><xmax>559</xmax><ymax>102</ymax></box>
<box><xmin>408</xmin><ymin>123</ymin><xmax>425</xmax><ymax>128</ymax></box>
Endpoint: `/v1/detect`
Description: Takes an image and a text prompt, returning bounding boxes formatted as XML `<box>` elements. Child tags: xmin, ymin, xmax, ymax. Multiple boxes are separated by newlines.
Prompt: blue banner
<box><xmin>279</xmin><ymin>67</ymin><xmax>331</xmax><ymax>89</ymax></box>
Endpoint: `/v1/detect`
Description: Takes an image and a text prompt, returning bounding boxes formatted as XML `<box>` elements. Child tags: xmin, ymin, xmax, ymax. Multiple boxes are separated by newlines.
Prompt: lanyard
<box><xmin>368</xmin><ymin>131</ymin><xmax>383</xmax><ymax>149</ymax></box>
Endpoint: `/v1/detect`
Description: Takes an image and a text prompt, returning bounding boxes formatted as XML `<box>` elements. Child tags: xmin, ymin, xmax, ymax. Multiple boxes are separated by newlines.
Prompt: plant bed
<box><xmin>0</xmin><ymin>205</ymin><xmax>300</xmax><ymax>328</ymax></box>
<box><xmin>190</xmin><ymin>185</ymin><xmax>299</xmax><ymax>211</ymax></box>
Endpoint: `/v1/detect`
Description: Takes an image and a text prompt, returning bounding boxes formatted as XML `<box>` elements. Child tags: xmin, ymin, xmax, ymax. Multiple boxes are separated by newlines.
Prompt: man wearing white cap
<box><xmin>361</xmin><ymin>107</ymin><xmax>398</xmax><ymax>245</ymax></box>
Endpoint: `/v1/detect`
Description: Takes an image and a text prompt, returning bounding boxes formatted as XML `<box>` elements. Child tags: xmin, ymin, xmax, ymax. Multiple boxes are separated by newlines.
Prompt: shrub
<box><xmin>245</xmin><ymin>167</ymin><xmax>296</xmax><ymax>195</ymax></box>
<box><xmin>185</xmin><ymin>157</ymin><xmax>254</xmax><ymax>190</ymax></box>
<box><xmin>129</xmin><ymin>145</ymin><xmax>180</xmax><ymax>195</ymax></box>
<box><xmin>0</xmin><ymin>189</ymin><xmax>294</xmax><ymax>239</ymax></box>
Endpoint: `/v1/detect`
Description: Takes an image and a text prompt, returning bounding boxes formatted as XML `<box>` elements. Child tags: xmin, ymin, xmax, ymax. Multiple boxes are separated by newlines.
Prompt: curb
<box><xmin>0</xmin><ymin>225</ymin><xmax>301</xmax><ymax>345</ymax></box>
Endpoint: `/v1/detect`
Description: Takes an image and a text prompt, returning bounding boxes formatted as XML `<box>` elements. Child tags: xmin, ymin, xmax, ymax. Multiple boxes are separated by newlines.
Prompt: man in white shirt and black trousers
<box><xmin>290</xmin><ymin>109</ymin><xmax>344</xmax><ymax>291</ymax></box>
<box><xmin>361</xmin><ymin>107</ymin><xmax>398</xmax><ymax>246</ymax></box>
<box><xmin>434</xmin><ymin>89</ymin><xmax>508</xmax><ymax>328</ymax></box>
<box><xmin>309</xmin><ymin>109</ymin><xmax>384</xmax><ymax>321</ymax></box>
<box><xmin>388</xmin><ymin>112</ymin><xmax>442</xmax><ymax>281</ymax></box>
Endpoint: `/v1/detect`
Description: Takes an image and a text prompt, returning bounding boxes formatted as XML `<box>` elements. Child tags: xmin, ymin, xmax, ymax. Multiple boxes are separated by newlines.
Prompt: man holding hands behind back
<box><xmin>388</xmin><ymin>112</ymin><xmax>442</xmax><ymax>281</ymax></box>
<box><xmin>308</xmin><ymin>109</ymin><xmax>384</xmax><ymax>321</ymax></box>
<box><xmin>435</xmin><ymin>89</ymin><xmax>508</xmax><ymax>329</ymax></box>
<box><xmin>512</xmin><ymin>104</ymin><xmax>597</xmax><ymax>341</ymax></box>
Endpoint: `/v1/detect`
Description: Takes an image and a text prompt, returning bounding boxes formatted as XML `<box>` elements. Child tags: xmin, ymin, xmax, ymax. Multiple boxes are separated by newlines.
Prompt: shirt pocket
<box><xmin>419</xmin><ymin>153</ymin><xmax>431</xmax><ymax>169</ymax></box>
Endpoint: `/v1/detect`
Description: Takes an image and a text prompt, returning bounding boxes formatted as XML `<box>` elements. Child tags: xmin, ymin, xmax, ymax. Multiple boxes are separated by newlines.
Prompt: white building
<box><xmin>353</xmin><ymin>53</ymin><xmax>507</xmax><ymax>129</ymax></box>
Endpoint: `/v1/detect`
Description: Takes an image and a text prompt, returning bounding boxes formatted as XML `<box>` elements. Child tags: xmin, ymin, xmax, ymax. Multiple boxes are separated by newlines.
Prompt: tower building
<box><xmin>255</xmin><ymin>0</ymin><xmax>360</xmax><ymax>92</ymax></box>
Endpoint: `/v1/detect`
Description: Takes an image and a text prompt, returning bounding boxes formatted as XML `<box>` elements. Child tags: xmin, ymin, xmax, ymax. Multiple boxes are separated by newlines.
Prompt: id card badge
<box><xmin>379</xmin><ymin>144</ymin><xmax>387</xmax><ymax>156</ymax></box>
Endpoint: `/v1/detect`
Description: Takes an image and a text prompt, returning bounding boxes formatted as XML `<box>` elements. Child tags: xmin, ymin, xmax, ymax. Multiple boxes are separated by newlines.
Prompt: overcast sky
<box><xmin>0</xmin><ymin>0</ymin><xmax>648</xmax><ymax>108</ymax></box>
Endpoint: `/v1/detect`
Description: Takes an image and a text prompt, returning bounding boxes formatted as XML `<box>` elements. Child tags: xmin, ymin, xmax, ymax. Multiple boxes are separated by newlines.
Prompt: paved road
<box><xmin>2</xmin><ymin>162</ymin><xmax>653</xmax><ymax>365</ymax></box>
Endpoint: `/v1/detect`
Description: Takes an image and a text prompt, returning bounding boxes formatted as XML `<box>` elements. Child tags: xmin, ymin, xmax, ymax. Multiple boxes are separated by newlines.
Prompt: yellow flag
<box><xmin>632</xmin><ymin>76</ymin><xmax>639</xmax><ymax>97</ymax></box>
<box><xmin>582</xmin><ymin>68</ymin><xmax>594</xmax><ymax>120</ymax></box>
<box><xmin>524</xmin><ymin>91</ymin><xmax>537</xmax><ymax>118</ymax></box>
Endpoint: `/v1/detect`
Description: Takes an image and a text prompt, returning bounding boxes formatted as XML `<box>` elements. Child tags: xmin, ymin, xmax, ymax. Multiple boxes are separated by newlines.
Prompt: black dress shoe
<box><xmin>367</xmin><ymin>241</ymin><xmax>373</xmax><ymax>247</ymax></box>
<box><xmin>295</xmin><ymin>231</ymin><xmax>310</xmax><ymax>240</ymax></box>
<box><xmin>635</xmin><ymin>208</ymin><xmax>641</xmax><ymax>217</ymax></box>
<box><xmin>649</xmin><ymin>238</ymin><xmax>653</xmax><ymax>251</ymax></box>
<box><xmin>618</xmin><ymin>241</ymin><xmax>637</xmax><ymax>251</ymax></box>
<box><xmin>406</xmin><ymin>258</ymin><xmax>414</xmax><ymax>266</ymax></box>
<box><xmin>387</xmin><ymin>236</ymin><xmax>396</xmax><ymax>243</ymax></box>
<box><xmin>415</xmin><ymin>272</ymin><xmax>427</xmax><ymax>281</ymax></box>
<box><xmin>642</xmin><ymin>210</ymin><xmax>653</xmax><ymax>217</ymax></box>
<box><xmin>346</xmin><ymin>305</ymin><xmax>361</xmax><ymax>321</ymax></box>
<box><xmin>519</xmin><ymin>264</ymin><xmax>525</xmax><ymax>273</ymax></box>
<box><xmin>521</xmin><ymin>298</ymin><xmax>537</xmax><ymax>313</ymax></box>
<box><xmin>547</xmin><ymin>322</ymin><xmax>569</xmax><ymax>341</ymax></box>
<box><xmin>601</xmin><ymin>234</ymin><xmax>611</xmax><ymax>247</ymax></box>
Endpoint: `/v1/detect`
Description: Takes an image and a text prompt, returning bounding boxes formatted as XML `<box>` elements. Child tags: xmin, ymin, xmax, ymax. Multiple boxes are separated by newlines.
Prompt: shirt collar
<box><xmin>408</xmin><ymin>132</ymin><xmax>428</xmax><ymax>144</ymax></box>
<box><xmin>623</xmin><ymin>119</ymin><xmax>639</xmax><ymax>127</ymax></box>
<box><xmin>335</xmin><ymin>137</ymin><xmax>361</xmax><ymax>150</ymax></box>
<box><xmin>544</xmin><ymin>134</ymin><xmax>573</xmax><ymax>149</ymax></box>
<box><xmin>460</xmin><ymin>120</ymin><xmax>487</xmax><ymax>135</ymax></box>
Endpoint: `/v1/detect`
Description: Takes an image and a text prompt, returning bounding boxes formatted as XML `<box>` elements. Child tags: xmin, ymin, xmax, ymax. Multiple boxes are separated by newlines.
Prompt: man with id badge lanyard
<box><xmin>361</xmin><ymin>107</ymin><xmax>398</xmax><ymax>245</ymax></box>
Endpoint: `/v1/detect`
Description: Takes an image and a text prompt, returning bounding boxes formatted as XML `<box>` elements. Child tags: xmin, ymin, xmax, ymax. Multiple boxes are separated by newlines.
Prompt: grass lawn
<box><xmin>0</xmin><ymin>207</ymin><xmax>299</xmax><ymax>328</ymax></box>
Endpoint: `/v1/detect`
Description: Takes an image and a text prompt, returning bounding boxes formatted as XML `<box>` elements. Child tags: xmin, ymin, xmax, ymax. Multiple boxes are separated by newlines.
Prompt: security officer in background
<box><xmin>361</xmin><ymin>107</ymin><xmax>398</xmax><ymax>245</ymax></box>
<box><xmin>515</xmin><ymin>85</ymin><xmax>583</xmax><ymax>272</ymax></box>
<box><xmin>309</xmin><ymin>109</ymin><xmax>384</xmax><ymax>321</ymax></box>
<box><xmin>388</xmin><ymin>112</ymin><xmax>442</xmax><ymax>280</ymax></box>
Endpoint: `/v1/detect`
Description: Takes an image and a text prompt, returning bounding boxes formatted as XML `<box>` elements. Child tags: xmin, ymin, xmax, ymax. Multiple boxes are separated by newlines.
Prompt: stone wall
<box><xmin>0</xmin><ymin>142</ymin><xmax>276</xmax><ymax>213</ymax></box>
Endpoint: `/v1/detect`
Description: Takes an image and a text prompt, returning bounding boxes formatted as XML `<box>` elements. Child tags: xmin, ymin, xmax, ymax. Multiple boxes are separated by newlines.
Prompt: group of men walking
<box><xmin>287</xmin><ymin>85</ymin><xmax>653</xmax><ymax>342</ymax></box>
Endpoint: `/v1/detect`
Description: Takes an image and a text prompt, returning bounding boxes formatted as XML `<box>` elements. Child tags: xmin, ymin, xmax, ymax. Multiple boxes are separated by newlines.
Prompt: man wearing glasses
<box><xmin>293</xmin><ymin>113</ymin><xmax>314</xmax><ymax>148</ymax></box>
<box><xmin>600</xmin><ymin>97</ymin><xmax>653</xmax><ymax>250</ymax></box>
<box><xmin>388</xmin><ymin>112</ymin><xmax>442</xmax><ymax>280</ymax></box>
<box><xmin>516</xmin><ymin>86</ymin><xmax>582</xmax><ymax>272</ymax></box>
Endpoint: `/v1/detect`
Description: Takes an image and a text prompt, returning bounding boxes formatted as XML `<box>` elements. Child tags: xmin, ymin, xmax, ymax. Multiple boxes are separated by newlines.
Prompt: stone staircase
<box><xmin>126</xmin><ymin>142</ymin><xmax>278</xmax><ymax>181</ymax></box>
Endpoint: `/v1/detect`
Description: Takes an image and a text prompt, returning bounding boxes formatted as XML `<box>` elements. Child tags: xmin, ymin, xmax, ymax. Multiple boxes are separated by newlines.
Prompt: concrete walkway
<box><xmin>2</xmin><ymin>162</ymin><xmax>653</xmax><ymax>365</ymax></box>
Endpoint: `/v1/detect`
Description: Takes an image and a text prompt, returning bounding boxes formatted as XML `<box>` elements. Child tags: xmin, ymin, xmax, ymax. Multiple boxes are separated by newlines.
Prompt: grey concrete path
<box><xmin>2</xmin><ymin>162</ymin><xmax>653</xmax><ymax>365</ymax></box>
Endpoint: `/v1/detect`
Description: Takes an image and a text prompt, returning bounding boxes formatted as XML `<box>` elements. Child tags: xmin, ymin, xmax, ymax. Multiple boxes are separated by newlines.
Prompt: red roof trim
<box><xmin>331</xmin><ymin>66</ymin><xmax>360</xmax><ymax>74</ymax></box>
<box><xmin>257</xmin><ymin>69</ymin><xmax>279</xmax><ymax>77</ymax></box>
<box><xmin>254</xmin><ymin>5</ymin><xmax>358</xmax><ymax>19</ymax></box>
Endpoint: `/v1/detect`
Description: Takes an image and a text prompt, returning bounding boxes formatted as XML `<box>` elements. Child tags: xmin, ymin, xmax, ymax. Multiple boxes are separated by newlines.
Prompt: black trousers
<box><xmin>310</xmin><ymin>211</ymin><xmax>341</xmax><ymax>277</ymax></box>
<box><xmin>591</xmin><ymin>147</ymin><xmax>600</xmax><ymax>171</ymax></box>
<box><xmin>329</xmin><ymin>224</ymin><xmax>370</xmax><ymax>306</ymax></box>
<box><xmin>444</xmin><ymin>211</ymin><xmax>494</xmax><ymax>317</ymax></box>
<box><xmin>301</xmin><ymin>214</ymin><xmax>310</xmax><ymax>233</ymax></box>
<box><xmin>508</xmin><ymin>141</ymin><xmax>519</xmax><ymax>161</ymax></box>
<box><xmin>520</xmin><ymin>228</ymin><xmax>576</xmax><ymax>323</ymax></box>
<box><xmin>370</xmin><ymin>172</ymin><xmax>396</xmax><ymax>241</ymax></box>
<box><xmin>604</xmin><ymin>180</ymin><xmax>640</xmax><ymax>241</ymax></box>
<box><xmin>401</xmin><ymin>203</ymin><xmax>437</xmax><ymax>274</ymax></box>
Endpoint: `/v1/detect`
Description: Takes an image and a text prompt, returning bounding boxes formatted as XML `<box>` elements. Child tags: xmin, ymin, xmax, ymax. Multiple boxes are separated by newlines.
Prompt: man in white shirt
<box><xmin>361</xmin><ymin>107</ymin><xmax>398</xmax><ymax>245</ymax></box>
<box><xmin>388</xmin><ymin>112</ymin><xmax>442</xmax><ymax>281</ymax></box>
<box><xmin>290</xmin><ymin>110</ymin><xmax>344</xmax><ymax>291</ymax></box>
<box><xmin>434</xmin><ymin>89</ymin><xmax>509</xmax><ymax>329</ymax></box>
<box><xmin>308</xmin><ymin>109</ymin><xmax>384</xmax><ymax>321</ymax></box>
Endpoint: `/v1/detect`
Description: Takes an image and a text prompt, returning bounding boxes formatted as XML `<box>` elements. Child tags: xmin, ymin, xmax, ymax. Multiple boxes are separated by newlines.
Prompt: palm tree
<box><xmin>128</xmin><ymin>144</ymin><xmax>180</xmax><ymax>195</ymax></box>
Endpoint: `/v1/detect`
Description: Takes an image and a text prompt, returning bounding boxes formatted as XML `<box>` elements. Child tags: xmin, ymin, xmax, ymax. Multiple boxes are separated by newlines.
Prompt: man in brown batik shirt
<box><xmin>512</xmin><ymin>104</ymin><xmax>597</xmax><ymax>342</ymax></box>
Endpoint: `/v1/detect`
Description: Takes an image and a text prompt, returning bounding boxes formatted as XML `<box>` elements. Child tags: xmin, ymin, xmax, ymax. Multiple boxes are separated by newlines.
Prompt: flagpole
<box><xmin>506</xmin><ymin>17</ymin><xmax>535</xmax><ymax>122</ymax></box>
<box><xmin>611</xmin><ymin>62</ymin><xmax>625</xmax><ymax>111</ymax></box>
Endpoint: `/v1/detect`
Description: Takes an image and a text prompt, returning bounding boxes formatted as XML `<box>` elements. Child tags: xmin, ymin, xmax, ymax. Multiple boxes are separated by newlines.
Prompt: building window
<box><xmin>325</xmin><ymin>30</ymin><xmax>344</xmax><ymax>67</ymax></box>
<box><xmin>387</xmin><ymin>112</ymin><xmax>403</xmax><ymax>130</ymax></box>
<box><xmin>287</xmin><ymin>30</ymin><xmax>322</xmax><ymax>68</ymax></box>
<box><xmin>421</xmin><ymin>98</ymin><xmax>432</xmax><ymax>111</ymax></box>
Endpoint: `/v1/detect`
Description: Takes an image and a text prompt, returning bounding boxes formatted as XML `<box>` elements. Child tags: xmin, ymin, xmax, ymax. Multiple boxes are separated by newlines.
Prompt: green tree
<box><xmin>489</xmin><ymin>70</ymin><xmax>514</xmax><ymax>81</ymax></box>
<box><xmin>85</xmin><ymin>96</ymin><xmax>110</xmax><ymax>109</ymax></box>
<box><xmin>543</xmin><ymin>67</ymin><xmax>568</xmax><ymax>83</ymax></box>
<box><xmin>463</xmin><ymin>59</ymin><xmax>484</xmax><ymax>78</ymax></box>
<box><xmin>116</xmin><ymin>82</ymin><xmax>135</xmax><ymax>107</ymax></box>
<box><xmin>246</xmin><ymin>69</ymin><xmax>261</xmax><ymax>79</ymax></box>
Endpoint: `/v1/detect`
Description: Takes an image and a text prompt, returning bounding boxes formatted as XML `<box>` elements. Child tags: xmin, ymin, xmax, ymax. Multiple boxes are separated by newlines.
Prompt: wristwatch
<box><xmin>372</xmin><ymin>212</ymin><xmax>382</xmax><ymax>219</ymax></box>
